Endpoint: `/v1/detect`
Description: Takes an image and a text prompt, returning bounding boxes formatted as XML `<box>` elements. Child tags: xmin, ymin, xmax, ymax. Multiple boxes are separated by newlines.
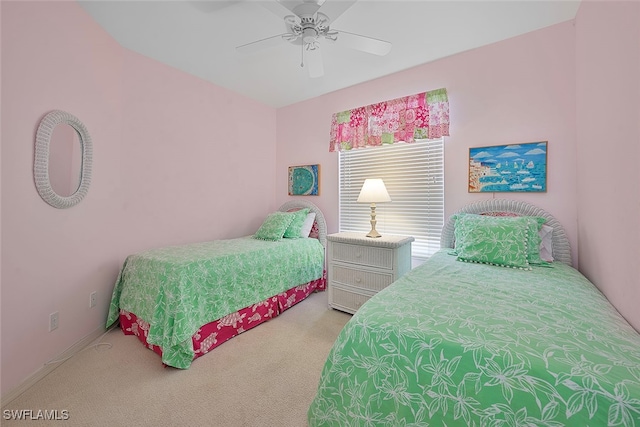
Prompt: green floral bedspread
<box><xmin>309</xmin><ymin>250</ymin><xmax>640</xmax><ymax>426</ymax></box>
<box><xmin>107</xmin><ymin>236</ymin><xmax>324</xmax><ymax>368</ymax></box>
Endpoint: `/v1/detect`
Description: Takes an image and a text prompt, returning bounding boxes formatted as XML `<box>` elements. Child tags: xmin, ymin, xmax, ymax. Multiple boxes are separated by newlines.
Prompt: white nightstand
<box><xmin>327</xmin><ymin>232</ymin><xmax>415</xmax><ymax>314</ymax></box>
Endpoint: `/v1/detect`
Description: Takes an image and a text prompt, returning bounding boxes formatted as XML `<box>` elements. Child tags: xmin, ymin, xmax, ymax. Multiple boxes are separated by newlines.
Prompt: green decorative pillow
<box><xmin>454</xmin><ymin>214</ymin><xmax>531</xmax><ymax>270</ymax></box>
<box><xmin>253</xmin><ymin>212</ymin><xmax>295</xmax><ymax>241</ymax></box>
<box><xmin>283</xmin><ymin>208</ymin><xmax>310</xmax><ymax>238</ymax></box>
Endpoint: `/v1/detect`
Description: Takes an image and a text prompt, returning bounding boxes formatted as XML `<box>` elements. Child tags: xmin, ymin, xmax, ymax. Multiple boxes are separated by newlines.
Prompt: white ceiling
<box><xmin>79</xmin><ymin>0</ymin><xmax>581</xmax><ymax>108</ymax></box>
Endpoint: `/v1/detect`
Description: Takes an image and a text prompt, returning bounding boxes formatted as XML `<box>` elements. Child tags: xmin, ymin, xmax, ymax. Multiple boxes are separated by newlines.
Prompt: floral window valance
<box><xmin>329</xmin><ymin>88</ymin><xmax>449</xmax><ymax>152</ymax></box>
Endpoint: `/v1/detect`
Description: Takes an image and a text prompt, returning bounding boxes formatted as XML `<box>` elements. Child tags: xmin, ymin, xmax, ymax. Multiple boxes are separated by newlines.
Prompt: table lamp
<box><xmin>357</xmin><ymin>178</ymin><xmax>391</xmax><ymax>238</ymax></box>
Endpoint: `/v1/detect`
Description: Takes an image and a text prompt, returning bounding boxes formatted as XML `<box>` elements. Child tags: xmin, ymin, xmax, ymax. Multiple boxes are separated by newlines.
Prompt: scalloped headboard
<box><xmin>278</xmin><ymin>200</ymin><xmax>327</xmax><ymax>249</ymax></box>
<box><xmin>441</xmin><ymin>199</ymin><xmax>572</xmax><ymax>265</ymax></box>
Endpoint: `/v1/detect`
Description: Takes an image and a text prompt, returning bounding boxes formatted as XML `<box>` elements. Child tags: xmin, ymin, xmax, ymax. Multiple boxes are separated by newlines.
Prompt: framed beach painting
<box><xmin>469</xmin><ymin>141</ymin><xmax>547</xmax><ymax>193</ymax></box>
<box><xmin>288</xmin><ymin>164</ymin><xmax>320</xmax><ymax>196</ymax></box>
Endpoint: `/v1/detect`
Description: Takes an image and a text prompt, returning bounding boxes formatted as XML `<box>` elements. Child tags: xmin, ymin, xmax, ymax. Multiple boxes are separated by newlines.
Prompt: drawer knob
<box><xmin>355</xmin><ymin>252</ymin><xmax>362</xmax><ymax>258</ymax></box>
<box><xmin>355</xmin><ymin>277</ymin><xmax>362</xmax><ymax>283</ymax></box>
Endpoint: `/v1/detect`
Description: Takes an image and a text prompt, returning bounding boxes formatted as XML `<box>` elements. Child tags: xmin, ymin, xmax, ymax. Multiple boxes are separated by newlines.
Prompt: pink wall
<box><xmin>1</xmin><ymin>1</ymin><xmax>276</xmax><ymax>396</ymax></box>
<box><xmin>117</xmin><ymin>48</ymin><xmax>278</xmax><ymax>252</ymax></box>
<box><xmin>277</xmin><ymin>21</ymin><xmax>578</xmax><ymax>265</ymax></box>
<box><xmin>575</xmin><ymin>0</ymin><xmax>640</xmax><ymax>331</ymax></box>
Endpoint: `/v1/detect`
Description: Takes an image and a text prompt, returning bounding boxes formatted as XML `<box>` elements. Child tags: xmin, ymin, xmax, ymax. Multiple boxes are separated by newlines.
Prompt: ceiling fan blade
<box><xmin>236</xmin><ymin>34</ymin><xmax>287</xmax><ymax>54</ymax></box>
<box><xmin>333</xmin><ymin>29</ymin><xmax>392</xmax><ymax>56</ymax></box>
<box><xmin>305</xmin><ymin>47</ymin><xmax>324</xmax><ymax>78</ymax></box>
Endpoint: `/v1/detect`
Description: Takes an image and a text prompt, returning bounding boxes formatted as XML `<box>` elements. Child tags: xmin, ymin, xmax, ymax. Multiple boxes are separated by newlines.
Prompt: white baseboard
<box><xmin>1</xmin><ymin>325</ymin><xmax>114</xmax><ymax>407</ymax></box>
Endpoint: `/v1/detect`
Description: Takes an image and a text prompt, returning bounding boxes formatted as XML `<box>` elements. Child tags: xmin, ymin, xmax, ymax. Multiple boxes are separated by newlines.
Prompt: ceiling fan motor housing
<box><xmin>287</xmin><ymin>11</ymin><xmax>332</xmax><ymax>45</ymax></box>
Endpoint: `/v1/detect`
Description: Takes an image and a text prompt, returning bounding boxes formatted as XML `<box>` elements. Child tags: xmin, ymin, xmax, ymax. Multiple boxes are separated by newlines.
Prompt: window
<box><xmin>338</xmin><ymin>138</ymin><xmax>444</xmax><ymax>259</ymax></box>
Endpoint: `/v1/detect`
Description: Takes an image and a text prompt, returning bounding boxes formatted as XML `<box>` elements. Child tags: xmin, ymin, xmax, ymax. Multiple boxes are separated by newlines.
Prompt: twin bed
<box><xmin>106</xmin><ymin>200</ymin><xmax>327</xmax><ymax>368</ymax></box>
<box><xmin>308</xmin><ymin>199</ymin><xmax>640</xmax><ymax>426</ymax></box>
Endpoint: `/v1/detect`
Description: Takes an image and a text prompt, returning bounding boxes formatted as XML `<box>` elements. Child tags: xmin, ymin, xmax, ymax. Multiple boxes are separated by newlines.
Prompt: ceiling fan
<box><xmin>235</xmin><ymin>0</ymin><xmax>392</xmax><ymax>78</ymax></box>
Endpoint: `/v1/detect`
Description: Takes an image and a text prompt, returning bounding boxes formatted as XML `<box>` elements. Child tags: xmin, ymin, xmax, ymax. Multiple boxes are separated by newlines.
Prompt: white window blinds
<box><xmin>338</xmin><ymin>138</ymin><xmax>444</xmax><ymax>259</ymax></box>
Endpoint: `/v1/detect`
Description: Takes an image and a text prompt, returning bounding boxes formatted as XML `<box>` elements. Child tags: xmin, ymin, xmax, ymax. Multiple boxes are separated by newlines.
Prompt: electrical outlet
<box><xmin>49</xmin><ymin>312</ymin><xmax>59</xmax><ymax>331</ymax></box>
<box><xmin>89</xmin><ymin>292</ymin><xmax>97</xmax><ymax>308</ymax></box>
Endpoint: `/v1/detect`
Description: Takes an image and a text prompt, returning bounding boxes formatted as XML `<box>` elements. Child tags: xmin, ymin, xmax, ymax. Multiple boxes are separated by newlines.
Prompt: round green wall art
<box><xmin>288</xmin><ymin>165</ymin><xmax>319</xmax><ymax>196</ymax></box>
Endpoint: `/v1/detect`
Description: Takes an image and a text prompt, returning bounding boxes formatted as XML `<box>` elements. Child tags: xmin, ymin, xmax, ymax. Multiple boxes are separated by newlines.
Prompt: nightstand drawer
<box><xmin>329</xmin><ymin>286</ymin><xmax>372</xmax><ymax>313</ymax></box>
<box><xmin>330</xmin><ymin>242</ymin><xmax>393</xmax><ymax>269</ymax></box>
<box><xmin>331</xmin><ymin>265</ymin><xmax>394</xmax><ymax>292</ymax></box>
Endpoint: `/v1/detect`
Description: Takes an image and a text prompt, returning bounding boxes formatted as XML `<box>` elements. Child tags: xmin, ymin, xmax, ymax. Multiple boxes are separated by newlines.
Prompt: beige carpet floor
<box><xmin>2</xmin><ymin>291</ymin><xmax>351</xmax><ymax>427</ymax></box>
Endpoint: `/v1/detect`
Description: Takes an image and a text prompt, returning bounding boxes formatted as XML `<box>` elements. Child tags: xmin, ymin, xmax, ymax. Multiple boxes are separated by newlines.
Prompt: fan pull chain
<box><xmin>300</xmin><ymin>42</ymin><xmax>304</xmax><ymax>68</ymax></box>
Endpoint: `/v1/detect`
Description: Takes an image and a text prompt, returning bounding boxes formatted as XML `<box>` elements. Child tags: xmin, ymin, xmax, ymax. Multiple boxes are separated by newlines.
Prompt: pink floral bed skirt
<box><xmin>117</xmin><ymin>275</ymin><xmax>326</xmax><ymax>364</ymax></box>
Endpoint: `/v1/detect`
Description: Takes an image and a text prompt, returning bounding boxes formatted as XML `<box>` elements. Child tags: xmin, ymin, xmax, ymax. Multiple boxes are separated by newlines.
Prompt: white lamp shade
<box><xmin>357</xmin><ymin>179</ymin><xmax>391</xmax><ymax>203</ymax></box>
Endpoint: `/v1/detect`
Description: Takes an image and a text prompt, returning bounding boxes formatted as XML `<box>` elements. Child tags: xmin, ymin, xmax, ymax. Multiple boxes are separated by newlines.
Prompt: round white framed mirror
<box><xmin>34</xmin><ymin>110</ymin><xmax>93</xmax><ymax>209</ymax></box>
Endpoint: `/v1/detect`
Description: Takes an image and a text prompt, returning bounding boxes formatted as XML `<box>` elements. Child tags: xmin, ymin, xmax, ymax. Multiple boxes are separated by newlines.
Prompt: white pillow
<box><xmin>539</xmin><ymin>224</ymin><xmax>554</xmax><ymax>262</ymax></box>
<box><xmin>300</xmin><ymin>212</ymin><xmax>316</xmax><ymax>237</ymax></box>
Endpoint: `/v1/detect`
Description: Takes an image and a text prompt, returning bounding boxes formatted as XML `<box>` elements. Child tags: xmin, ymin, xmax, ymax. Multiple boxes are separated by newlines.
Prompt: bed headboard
<box><xmin>278</xmin><ymin>200</ymin><xmax>327</xmax><ymax>249</ymax></box>
<box><xmin>440</xmin><ymin>199</ymin><xmax>572</xmax><ymax>265</ymax></box>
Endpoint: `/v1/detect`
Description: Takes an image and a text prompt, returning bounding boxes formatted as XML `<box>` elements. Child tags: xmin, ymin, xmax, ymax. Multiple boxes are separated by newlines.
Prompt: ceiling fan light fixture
<box><xmin>302</xmin><ymin>28</ymin><xmax>318</xmax><ymax>44</ymax></box>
